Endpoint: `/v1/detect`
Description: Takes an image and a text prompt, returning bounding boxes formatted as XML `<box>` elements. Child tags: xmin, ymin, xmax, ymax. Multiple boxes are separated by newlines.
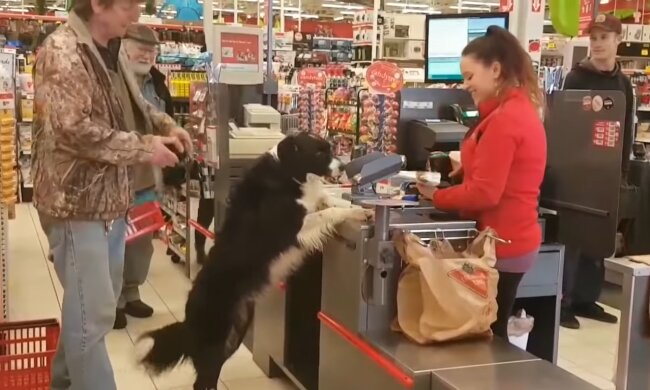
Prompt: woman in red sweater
<box><xmin>417</xmin><ymin>26</ymin><xmax>547</xmax><ymax>339</ymax></box>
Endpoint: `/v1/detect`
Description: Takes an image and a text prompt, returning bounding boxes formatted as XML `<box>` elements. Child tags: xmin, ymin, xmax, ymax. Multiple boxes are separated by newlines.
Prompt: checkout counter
<box><xmin>250</xmin><ymin>88</ymin><xmax>644</xmax><ymax>389</ymax></box>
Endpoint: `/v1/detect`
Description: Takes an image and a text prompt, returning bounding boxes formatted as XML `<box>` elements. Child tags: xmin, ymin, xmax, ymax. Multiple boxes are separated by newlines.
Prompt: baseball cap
<box><xmin>587</xmin><ymin>14</ymin><xmax>623</xmax><ymax>35</ymax></box>
<box><xmin>124</xmin><ymin>24</ymin><xmax>160</xmax><ymax>46</ymax></box>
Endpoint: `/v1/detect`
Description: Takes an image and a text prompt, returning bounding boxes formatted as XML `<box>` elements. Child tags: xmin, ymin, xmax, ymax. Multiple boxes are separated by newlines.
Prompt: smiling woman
<box><xmin>419</xmin><ymin>25</ymin><xmax>547</xmax><ymax>342</ymax></box>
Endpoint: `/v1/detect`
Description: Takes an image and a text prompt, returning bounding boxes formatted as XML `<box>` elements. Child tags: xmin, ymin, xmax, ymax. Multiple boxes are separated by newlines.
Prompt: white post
<box><xmin>234</xmin><ymin>0</ymin><xmax>238</xmax><ymax>24</ymax></box>
<box><xmin>457</xmin><ymin>0</ymin><xmax>462</xmax><ymax>14</ymax></box>
<box><xmin>298</xmin><ymin>0</ymin><xmax>302</xmax><ymax>30</ymax></box>
<box><xmin>257</xmin><ymin>0</ymin><xmax>261</xmax><ymax>25</ymax></box>
<box><xmin>203</xmin><ymin>0</ymin><xmax>213</xmax><ymax>51</ymax></box>
<box><xmin>280</xmin><ymin>0</ymin><xmax>285</xmax><ymax>32</ymax></box>
<box><xmin>371</xmin><ymin>0</ymin><xmax>380</xmax><ymax>60</ymax></box>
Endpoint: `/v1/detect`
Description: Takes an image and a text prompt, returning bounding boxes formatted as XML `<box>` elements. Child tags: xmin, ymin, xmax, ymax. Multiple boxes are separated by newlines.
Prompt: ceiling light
<box><xmin>323</xmin><ymin>3</ymin><xmax>365</xmax><ymax>9</ymax></box>
<box><xmin>461</xmin><ymin>1</ymin><xmax>499</xmax><ymax>5</ymax></box>
<box><xmin>385</xmin><ymin>2</ymin><xmax>429</xmax><ymax>8</ymax></box>
<box><xmin>334</xmin><ymin>16</ymin><xmax>344</xmax><ymax>21</ymax></box>
<box><xmin>449</xmin><ymin>5</ymin><xmax>492</xmax><ymax>11</ymax></box>
<box><xmin>601</xmin><ymin>0</ymin><xmax>611</xmax><ymax>3</ymax></box>
<box><xmin>340</xmin><ymin>10</ymin><xmax>355</xmax><ymax>14</ymax></box>
<box><xmin>403</xmin><ymin>8</ymin><xmax>441</xmax><ymax>14</ymax></box>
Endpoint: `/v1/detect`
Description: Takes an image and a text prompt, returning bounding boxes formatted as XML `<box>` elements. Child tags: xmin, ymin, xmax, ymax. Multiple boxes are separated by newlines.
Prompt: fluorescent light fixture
<box><xmin>323</xmin><ymin>3</ymin><xmax>365</xmax><ymax>9</ymax></box>
<box><xmin>386</xmin><ymin>2</ymin><xmax>429</xmax><ymax>8</ymax></box>
<box><xmin>340</xmin><ymin>10</ymin><xmax>356</xmax><ymax>14</ymax></box>
<box><xmin>449</xmin><ymin>5</ymin><xmax>492</xmax><ymax>11</ymax></box>
<box><xmin>403</xmin><ymin>8</ymin><xmax>441</xmax><ymax>14</ymax></box>
<box><xmin>543</xmin><ymin>19</ymin><xmax>552</xmax><ymax>25</ymax></box>
<box><xmin>601</xmin><ymin>0</ymin><xmax>611</xmax><ymax>3</ymax></box>
<box><xmin>461</xmin><ymin>1</ymin><xmax>499</xmax><ymax>5</ymax></box>
<box><xmin>334</xmin><ymin>16</ymin><xmax>345</xmax><ymax>21</ymax></box>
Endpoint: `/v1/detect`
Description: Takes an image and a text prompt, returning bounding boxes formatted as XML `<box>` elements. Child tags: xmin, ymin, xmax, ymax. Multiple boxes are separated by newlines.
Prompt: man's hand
<box><xmin>150</xmin><ymin>136</ymin><xmax>181</xmax><ymax>167</ymax></box>
<box><xmin>169</xmin><ymin>127</ymin><xmax>193</xmax><ymax>155</ymax></box>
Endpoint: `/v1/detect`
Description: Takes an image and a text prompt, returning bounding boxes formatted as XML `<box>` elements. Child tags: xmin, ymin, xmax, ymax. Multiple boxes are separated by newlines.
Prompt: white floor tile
<box><xmin>224</xmin><ymin>377</ymin><xmax>296</xmax><ymax>390</ymax></box>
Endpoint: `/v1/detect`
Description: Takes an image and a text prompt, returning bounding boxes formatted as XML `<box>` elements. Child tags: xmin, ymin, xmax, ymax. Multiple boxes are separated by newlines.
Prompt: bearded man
<box><xmin>114</xmin><ymin>24</ymin><xmax>176</xmax><ymax>328</ymax></box>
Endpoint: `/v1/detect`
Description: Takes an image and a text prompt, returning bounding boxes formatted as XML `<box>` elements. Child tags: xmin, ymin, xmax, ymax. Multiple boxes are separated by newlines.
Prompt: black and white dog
<box><xmin>140</xmin><ymin>133</ymin><xmax>373</xmax><ymax>390</ymax></box>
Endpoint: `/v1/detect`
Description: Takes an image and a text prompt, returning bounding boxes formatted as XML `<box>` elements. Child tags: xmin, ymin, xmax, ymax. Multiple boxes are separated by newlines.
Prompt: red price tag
<box><xmin>365</xmin><ymin>61</ymin><xmax>404</xmax><ymax>95</ymax></box>
<box><xmin>297</xmin><ymin>68</ymin><xmax>326</xmax><ymax>89</ymax></box>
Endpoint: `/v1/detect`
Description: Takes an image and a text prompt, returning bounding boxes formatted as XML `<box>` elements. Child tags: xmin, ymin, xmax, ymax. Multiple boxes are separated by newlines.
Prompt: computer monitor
<box><xmin>425</xmin><ymin>12</ymin><xmax>509</xmax><ymax>83</ymax></box>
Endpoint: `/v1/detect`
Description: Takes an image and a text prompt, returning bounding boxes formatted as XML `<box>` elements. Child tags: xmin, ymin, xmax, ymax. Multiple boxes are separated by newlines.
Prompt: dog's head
<box><xmin>270</xmin><ymin>133</ymin><xmax>343</xmax><ymax>183</ymax></box>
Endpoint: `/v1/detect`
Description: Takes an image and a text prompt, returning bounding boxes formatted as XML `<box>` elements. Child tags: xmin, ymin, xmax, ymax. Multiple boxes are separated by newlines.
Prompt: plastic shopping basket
<box><xmin>125</xmin><ymin>201</ymin><xmax>166</xmax><ymax>243</ymax></box>
<box><xmin>0</xmin><ymin>319</ymin><xmax>60</xmax><ymax>390</ymax></box>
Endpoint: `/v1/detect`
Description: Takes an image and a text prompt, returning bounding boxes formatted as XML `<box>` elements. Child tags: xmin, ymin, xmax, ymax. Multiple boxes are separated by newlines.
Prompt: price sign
<box><xmin>499</xmin><ymin>0</ymin><xmax>513</xmax><ymax>12</ymax></box>
<box><xmin>297</xmin><ymin>68</ymin><xmax>326</xmax><ymax>89</ymax></box>
<box><xmin>365</xmin><ymin>61</ymin><xmax>404</xmax><ymax>95</ymax></box>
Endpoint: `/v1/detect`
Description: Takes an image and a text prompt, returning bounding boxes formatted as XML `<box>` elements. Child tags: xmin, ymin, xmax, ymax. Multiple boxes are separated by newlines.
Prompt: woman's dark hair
<box><xmin>462</xmin><ymin>25</ymin><xmax>542</xmax><ymax>109</ymax></box>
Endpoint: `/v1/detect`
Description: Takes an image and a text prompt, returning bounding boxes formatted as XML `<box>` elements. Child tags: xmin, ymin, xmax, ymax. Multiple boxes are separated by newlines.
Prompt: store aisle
<box><xmin>8</xmin><ymin>203</ymin><xmax>621</xmax><ymax>390</ymax></box>
<box><xmin>8</xmin><ymin>203</ymin><xmax>295</xmax><ymax>390</ymax></box>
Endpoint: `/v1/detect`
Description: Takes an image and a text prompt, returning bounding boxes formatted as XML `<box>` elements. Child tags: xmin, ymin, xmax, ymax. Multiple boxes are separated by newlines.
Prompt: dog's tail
<box><xmin>139</xmin><ymin>321</ymin><xmax>188</xmax><ymax>374</ymax></box>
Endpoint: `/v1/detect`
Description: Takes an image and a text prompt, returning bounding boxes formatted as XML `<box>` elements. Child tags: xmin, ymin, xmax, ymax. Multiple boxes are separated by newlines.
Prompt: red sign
<box><xmin>297</xmin><ymin>68</ymin><xmax>326</xmax><ymax>88</ymax></box>
<box><xmin>531</xmin><ymin>0</ymin><xmax>541</xmax><ymax>13</ymax></box>
<box><xmin>448</xmin><ymin>265</ymin><xmax>489</xmax><ymax>299</ymax></box>
<box><xmin>579</xmin><ymin>0</ymin><xmax>595</xmax><ymax>37</ymax></box>
<box><xmin>365</xmin><ymin>61</ymin><xmax>404</xmax><ymax>95</ymax></box>
<box><xmin>220</xmin><ymin>32</ymin><xmax>260</xmax><ymax>71</ymax></box>
<box><xmin>528</xmin><ymin>39</ymin><xmax>541</xmax><ymax>54</ymax></box>
<box><xmin>592</xmin><ymin>120</ymin><xmax>620</xmax><ymax>149</ymax></box>
<box><xmin>499</xmin><ymin>0</ymin><xmax>513</xmax><ymax>12</ymax></box>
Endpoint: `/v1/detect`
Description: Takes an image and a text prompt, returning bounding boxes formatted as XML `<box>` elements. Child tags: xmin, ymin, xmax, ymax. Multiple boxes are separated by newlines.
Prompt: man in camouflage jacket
<box><xmin>32</xmin><ymin>3</ymin><xmax>190</xmax><ymax>389</ymax></box>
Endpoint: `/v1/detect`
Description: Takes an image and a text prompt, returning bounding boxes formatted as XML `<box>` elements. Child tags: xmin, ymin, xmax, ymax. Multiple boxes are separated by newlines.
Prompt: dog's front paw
<box><xmin>348</xmin><ymin>207</ymin><xmax>375</xmax><ymax>223</ymax></box>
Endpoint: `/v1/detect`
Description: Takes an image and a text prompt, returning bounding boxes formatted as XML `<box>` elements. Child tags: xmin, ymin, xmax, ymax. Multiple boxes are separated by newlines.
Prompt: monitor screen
<box><xmin>425</xmin><ymin>13</ymin><xmax>509</xmax><ymax>83</ymax></box>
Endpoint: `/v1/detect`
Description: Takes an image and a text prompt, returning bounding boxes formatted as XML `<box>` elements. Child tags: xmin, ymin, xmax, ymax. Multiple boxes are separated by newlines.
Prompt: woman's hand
<box><xmin>417</xmin><ymin>183</ymin><xmax>438</xmax><ymax>200</ymax></box>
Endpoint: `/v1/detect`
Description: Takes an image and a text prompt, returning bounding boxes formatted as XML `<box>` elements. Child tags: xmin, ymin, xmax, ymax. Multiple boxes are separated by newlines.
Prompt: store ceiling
<box><xmin>0</xmin><ymin>0</ymin><xmax>501</xmax><ymax>20</ymax></box>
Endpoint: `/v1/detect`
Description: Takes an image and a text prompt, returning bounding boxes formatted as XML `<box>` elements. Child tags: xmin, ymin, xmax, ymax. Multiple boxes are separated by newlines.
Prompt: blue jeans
<box><xmin>43</xmin><ymin>218</ymin><xmax>127</xmax><ymax>390</ymax></box>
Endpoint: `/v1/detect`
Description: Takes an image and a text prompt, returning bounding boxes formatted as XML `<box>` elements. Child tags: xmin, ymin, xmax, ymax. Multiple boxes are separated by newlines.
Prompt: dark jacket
<box><xmin>564</xmin><ymin>59</ymin><xmax>634</xmax><ymax>178</ymax></box>
<box><xmin>150</xmin><ymin>66</ymin><xmax>175</xmax><ymax>118</ymax></box>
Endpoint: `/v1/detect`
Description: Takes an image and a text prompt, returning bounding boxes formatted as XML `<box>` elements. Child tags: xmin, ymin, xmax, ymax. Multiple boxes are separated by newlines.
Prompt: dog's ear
<box><xmin>277</xmin><ymin>136</ymin><xmax>298</xmax><ymax>162</ymax></box>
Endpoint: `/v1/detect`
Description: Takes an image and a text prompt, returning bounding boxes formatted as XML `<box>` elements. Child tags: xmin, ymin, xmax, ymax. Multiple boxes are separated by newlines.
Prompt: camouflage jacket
<box><xmin>32</xmin><ymin>12</ymin><xmax>177</xmax><ymax>221</ymax></box>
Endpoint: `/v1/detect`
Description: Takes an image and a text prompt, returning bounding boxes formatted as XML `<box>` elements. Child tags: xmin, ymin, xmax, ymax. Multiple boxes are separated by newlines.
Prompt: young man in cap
<box><xmin>33</xmin><ymin>0</ymin><xmax>191</xmax><ymax>388</ymax></box>
<box><xmin>561</xmin><ymin>14</ymin><xmax>633</xmax><ymax>329</ymax></box>
<box><xmin>114</xmin><ymin>24</ymin><xmax>175</xmax><ymax>328</ymax></box>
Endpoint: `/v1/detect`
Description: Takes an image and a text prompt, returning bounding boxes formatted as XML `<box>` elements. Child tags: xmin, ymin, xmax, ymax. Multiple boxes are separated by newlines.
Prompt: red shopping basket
<box><xmin>0</xmin><ymin>319</ymin><xmax>60</xmax><ymax>390</ymax></box>
<box><xmin>126</xmin><ymin>201</ymin><xmax>166</xmax><ymax>243</ymax></box>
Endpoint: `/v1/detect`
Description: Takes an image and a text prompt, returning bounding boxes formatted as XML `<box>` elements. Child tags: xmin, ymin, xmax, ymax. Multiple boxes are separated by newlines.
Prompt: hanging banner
<box><xmin>365</xmin><ymin>61</ymin><xmax>404</xmax><ymax>95</ymax></box>
<box><xmin>532</xmin><ymin>0</ymin><xmax>542</xmax><ymax>13</ymax></box>
<box><xmin>579</xmin><ymin>0</ymin><xmax>595</xmax><ymax>36</ymax></box>
<box><xmin>499</xmin><ymin>0</ymin><xmax>513</xmax><ymax>12</ymax></box>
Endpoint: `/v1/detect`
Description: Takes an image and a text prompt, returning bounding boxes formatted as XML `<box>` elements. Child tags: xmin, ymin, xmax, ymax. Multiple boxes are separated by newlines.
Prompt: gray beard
<box><xmin>131</xmin><ymin>62</ymin><xmax>152</xmax><ymax>76</ymax></box>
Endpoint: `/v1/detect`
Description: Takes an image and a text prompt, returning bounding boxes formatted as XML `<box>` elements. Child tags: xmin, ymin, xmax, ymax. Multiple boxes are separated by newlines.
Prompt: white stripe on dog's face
<box><xmin>329</xmin><ymin>158</ymin><xmax>343</xmax><ymax>178</ymax></box>
<box><xmin>268</xmin><ymin>145</ymin><xmax>279</xmax><ymax>160</ymax></box>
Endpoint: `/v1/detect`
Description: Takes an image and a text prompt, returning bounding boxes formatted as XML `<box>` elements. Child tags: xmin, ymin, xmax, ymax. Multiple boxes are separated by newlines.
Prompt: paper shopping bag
<box><xmin>391</xmin><ymin>229</ymin><xmax>500</xmax><ymax>344</ymax></box>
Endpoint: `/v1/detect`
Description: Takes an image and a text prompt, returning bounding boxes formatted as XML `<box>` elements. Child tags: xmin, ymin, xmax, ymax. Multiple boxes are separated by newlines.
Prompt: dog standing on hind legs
<box><xmin>139</xmin><ymin>133</ymin><xmax>374</xmax><ymax>390</ymax></box>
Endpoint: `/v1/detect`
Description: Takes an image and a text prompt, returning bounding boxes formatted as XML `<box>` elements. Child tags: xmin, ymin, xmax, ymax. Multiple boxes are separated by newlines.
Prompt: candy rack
<box><xmin>358</xmin><ymin>90</ymin><xmax>399</xmax><ymax>153</ymax></box>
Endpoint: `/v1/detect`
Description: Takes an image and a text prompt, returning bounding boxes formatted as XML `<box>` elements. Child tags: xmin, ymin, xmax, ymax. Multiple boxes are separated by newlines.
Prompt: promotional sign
<box><xmin>499</xmin><ymin>0</ymin><xmax>513</xmax><ymax>12</ymax></box>
<box><xmin>365</xmin><ymin>61</ymin><xmax>404</xmax><ymax>95</ymax></box>
<box><xmin>220</xmin><ymin>32</ymin><xmax>260</xmax><ymax>72</ymax></box>
<box><xmin>532</xmin><ymin>0</ymin><xmax>542</xmax><ymax>13</ymax></box>
<box><xmin>592</xmin><ymin>120</ymin><xmax>620</xmax><ymax>149</ymax></box>
<box><xmin>297</xmin><ymin>68</ymin><xmax>326</xmax><ymax>89</ymax></box>
<box><xmin>579</xmin><ymin>0</ymin><xmax>595</xmax><ymax>36</ymax></box>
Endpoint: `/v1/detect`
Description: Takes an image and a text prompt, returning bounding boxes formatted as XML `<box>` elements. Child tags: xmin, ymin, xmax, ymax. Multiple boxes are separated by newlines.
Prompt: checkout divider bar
<box><xmin>317</xmin><ymin>311</ymin><xmax>415</xmax><ymax>389</ymax></box>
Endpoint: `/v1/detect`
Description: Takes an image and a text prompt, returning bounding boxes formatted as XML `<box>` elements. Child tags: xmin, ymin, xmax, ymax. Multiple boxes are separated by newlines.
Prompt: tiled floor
<box><xmin>7</xmin><ymin>203</ymin><xmax>619</xmax><ymax>389</ymax></box>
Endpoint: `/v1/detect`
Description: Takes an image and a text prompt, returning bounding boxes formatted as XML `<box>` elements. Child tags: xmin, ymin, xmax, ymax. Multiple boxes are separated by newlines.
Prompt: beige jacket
<box><xmin>32</xmin><ymin>12</ymin><xmax>177</xmax><ymax>220</ymax></box>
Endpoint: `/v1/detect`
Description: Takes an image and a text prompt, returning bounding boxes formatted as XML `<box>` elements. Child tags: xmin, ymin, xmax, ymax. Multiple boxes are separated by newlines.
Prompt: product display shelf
<box><xmin>0</xmin><ymin>204</ymin><xmax>7</xmax><ymax>320</ymax></box>
<box><xmin>0</xmin><ymin>50</ymin><xmax>18</xmax><ymax>218</ymax></box>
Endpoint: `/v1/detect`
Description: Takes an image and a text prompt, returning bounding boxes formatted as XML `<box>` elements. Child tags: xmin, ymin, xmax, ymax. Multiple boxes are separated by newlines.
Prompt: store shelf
<box><xmin>168</xmin><ymin>242</ymin><xmax>185</xmax><ymax>259</ymax></box>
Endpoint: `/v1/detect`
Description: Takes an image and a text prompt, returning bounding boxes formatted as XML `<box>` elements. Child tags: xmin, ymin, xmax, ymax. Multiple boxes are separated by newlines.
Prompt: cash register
<box><xmin>406</xmin><ymin>118</ymin><xmax>468</xmax><ymax>170</ymax></box>
<box><xmin>229</xmin><ymin>104</ymin><xmax>284</xmax><ymax>159</ymax></box>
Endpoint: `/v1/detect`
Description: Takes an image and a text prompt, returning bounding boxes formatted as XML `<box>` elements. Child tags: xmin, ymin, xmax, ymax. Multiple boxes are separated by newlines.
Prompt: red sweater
<box><xmin>432</xmin><ymin>88</ymin><xmax>547</xmax><ymax>259</ymax></box>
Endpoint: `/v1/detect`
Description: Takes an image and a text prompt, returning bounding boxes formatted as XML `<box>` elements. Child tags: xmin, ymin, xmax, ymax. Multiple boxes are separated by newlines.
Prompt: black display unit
<box><xmin>424</xmin><ymin>12</ymin><xmax>509</xmax><ymax>84</ymax></box>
